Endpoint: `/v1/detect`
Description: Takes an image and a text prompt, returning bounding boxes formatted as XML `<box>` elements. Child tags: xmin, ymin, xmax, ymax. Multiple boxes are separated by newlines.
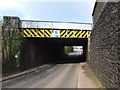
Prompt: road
<box><xmin>3</xmin><ymin>64</ymin><xmax>79</xmax><ymax>88</ymax></box>
<box><xmin>67</xmin><ymin>51</ymin><xmax>82</xmax><ymax>56</ymax></box>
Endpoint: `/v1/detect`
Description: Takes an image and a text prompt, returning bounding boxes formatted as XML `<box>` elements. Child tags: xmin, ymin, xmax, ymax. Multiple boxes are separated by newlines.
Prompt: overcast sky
<box><xmin>0</xmin><ymin>0</ymin><xmax>96</xmax><ymax>23</ymax></box>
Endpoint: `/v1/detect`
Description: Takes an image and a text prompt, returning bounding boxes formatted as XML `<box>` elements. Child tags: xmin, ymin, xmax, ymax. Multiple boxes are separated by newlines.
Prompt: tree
<box><xmin>2</xmin><ymin>16</ymin><xmax>24</xmax><ymax>75</ymax></box>
<box><xmin>64</xmin><ymin>46</ymin><xmax>73</xmax><ymax>54</ymax></box>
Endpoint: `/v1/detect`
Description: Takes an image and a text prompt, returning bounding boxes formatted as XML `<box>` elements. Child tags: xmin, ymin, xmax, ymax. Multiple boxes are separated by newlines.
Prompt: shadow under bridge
<box><xmin>23</xmin><ymin>38</ymin><xmax>88</xmax><ymax>68</ymax></box>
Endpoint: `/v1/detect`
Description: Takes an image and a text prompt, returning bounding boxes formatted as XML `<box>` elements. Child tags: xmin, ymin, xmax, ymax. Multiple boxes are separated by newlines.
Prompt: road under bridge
<box><xmin>2</xmin><ymin>16</ymin><xmax>98</xmax><ymax>89</ymax></box>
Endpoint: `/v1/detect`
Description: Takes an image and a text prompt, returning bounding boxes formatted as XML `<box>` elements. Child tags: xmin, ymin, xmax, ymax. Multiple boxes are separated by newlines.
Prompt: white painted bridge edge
<box><xmin>21</xmin><ymin>20</ymin><xmax>92</xmax><ymax>30</ymax></box>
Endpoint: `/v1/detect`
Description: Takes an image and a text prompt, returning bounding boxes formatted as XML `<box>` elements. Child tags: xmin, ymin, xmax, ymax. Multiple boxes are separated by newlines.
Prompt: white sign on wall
<box><xmin>52</xmin><ymin>30</ymin><xmax>60</xmax><ymax>37</ymax></box>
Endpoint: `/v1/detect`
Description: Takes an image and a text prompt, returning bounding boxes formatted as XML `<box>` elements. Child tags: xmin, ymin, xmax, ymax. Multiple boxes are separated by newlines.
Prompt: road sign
<box><xmin>52</xmin><ymin>30</ymin><xmax>60</xmax><ymax>37</ymax></box>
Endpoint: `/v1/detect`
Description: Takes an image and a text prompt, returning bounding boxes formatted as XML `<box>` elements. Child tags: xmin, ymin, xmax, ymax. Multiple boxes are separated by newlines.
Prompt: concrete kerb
<box><xmin>1</xmin><ymin>64</ymin><xmax>49</xmax><ymax>82</ymax></box>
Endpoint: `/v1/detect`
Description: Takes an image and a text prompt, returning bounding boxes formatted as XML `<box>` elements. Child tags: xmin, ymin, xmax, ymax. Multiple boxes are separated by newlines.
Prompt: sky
<box><xmin>0</xmin><ymin>0</ymin><xmax>96</xmax><ymax>23</ymax></box>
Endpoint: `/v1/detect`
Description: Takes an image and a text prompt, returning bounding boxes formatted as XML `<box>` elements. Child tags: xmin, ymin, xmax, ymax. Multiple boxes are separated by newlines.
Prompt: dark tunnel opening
<box><xmin>23</xmin><ymin>38</ymin><xmax>88</xmax><ymax>68</ymax></box>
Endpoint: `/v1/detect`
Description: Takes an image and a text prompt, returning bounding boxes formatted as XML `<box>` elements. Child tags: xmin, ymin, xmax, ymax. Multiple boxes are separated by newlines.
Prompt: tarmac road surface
<box><xmin>2</xmin><ymin>64</ymin><xmax>79</xmax><ymax>88</ymax></box>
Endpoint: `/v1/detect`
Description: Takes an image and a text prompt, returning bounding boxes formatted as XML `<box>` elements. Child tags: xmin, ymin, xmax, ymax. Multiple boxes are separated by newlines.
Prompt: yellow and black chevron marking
<box><xmin>60</xmin><ymin>30</ymin><xmax>91</xmax><ymax>38</ymax></box>
<box><xmin>37</xmin><ymin>29</ymin><xmax>44</xmax><ymax>37</ymax></box>
<box><xmin>20</xmin><ymin>29</ymin><xmax>44</xmax><ymax>37</ymax></box>
<box><xmin>74</xmin><ymin>30</ymin><xmax>82</xmax><ymax>38</ymax></box>
<box><xmin>20</xmin><ymin>29</ymin><xmax>91</xmax><ymax>38</ymax></box>
<box><xmin>44</xmin><ymin>29</ymin><xmax>52</xmax><ymax>37</ymax></box>
<box><xmin>60</xmin><ymin>30</ymin><xmax>67</xmax><ymax>37</ymax></box>
<box><xmin>74</xmin><ymin>30</ymin><xmax>91</xmax><ymax>38</ymax></box>
<box><xmin>66</xmin><ymin>30</ymin><xmax>75</xmax><ymax>37</ymax></box>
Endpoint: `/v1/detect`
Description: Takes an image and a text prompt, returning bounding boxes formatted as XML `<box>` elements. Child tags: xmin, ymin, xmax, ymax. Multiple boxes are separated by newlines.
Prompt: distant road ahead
<box><xmin>3</xmin><ymin>64</ymin><xmax>79</xmax><ymax>88</ymax></box>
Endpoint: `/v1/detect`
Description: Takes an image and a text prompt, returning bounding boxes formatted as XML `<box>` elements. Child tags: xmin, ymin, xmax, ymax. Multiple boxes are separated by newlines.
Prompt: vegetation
<box><xmin>64</xmin><ymin>46</ymin><xmax>73</xmax><ymax>54</ymax></box>
<box><xmin>0</xmin><ymin>17</ymin><xmax>2</xmax><ymax>45</ymax></box>
<box><xmin>0</xmin><ymin>17</ymin><xmax>2</xmax><ymax>76</ymax></box>
<box><xmin>2</xmin><ymin>16</ymin><xmax>25</xmax><ymax>76</ymax></box>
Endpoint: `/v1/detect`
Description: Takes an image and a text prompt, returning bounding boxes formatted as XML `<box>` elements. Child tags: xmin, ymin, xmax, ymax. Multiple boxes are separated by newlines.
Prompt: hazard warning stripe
<box><xmin>83</xmin><ymin>31</ymin><xmax>88</xmax><ymax>38</ymax></box>
<box><xmin>20</xmin><ymin>29</ymin><xmax>91</xmax><ymax>38</ymax></box>
<box><xmin>60</xmin><ymin>30</ymin><xmax>67</xmax><ymax>37</ymax></box>
<box><xmin>23</xmin><ymin>29</ymin><xmax>30</xmax><ymax>37</ymax></box>
<box><xmin>21</xmin><ymin>29</ymin><xmax>44</xmax><ymax>37</ymax></box>
<box><xmin>75</xmin><ymin>30</ymin><xmax>81</xmax><ymax>37</ymax></box>
<box><xmin>37</xmin><ymin>29</ymin><xmax>44</xmax><ymax>37</ymax></box>
<box><xmin>44</xmin><ymin>30</ymin><xmax>52</xmax><ymax>37</ymax></box>
<box><xmin>26</xmin><ymin>29</ymin><xmax>35</xmax><ymax>37</ymax></box>
<box><xmin>67</xmin><ymin>30</ymin><xmax>74</xmax><ymax>37</ymax></box>
<box><xmin>79</xmin><ymin>31</ymin><xmax>86</xmax><ymax>38</ymax></box>
<box><xmin>82</xmin><ymin>31</ymin><xmax>89</xmax><ymax>38</ymax></box>
<box><xmin>31</xmin><ymin>29</ymin><xmax>38</xmax><ymax>36</ymax></box>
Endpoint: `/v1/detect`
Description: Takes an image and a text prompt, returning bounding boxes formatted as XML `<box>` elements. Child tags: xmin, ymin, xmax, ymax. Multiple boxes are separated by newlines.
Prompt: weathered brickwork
<box><xmin>89</xmin><ymin>2</ymin><xmax>120</xmax><ymax>88</ymax></box>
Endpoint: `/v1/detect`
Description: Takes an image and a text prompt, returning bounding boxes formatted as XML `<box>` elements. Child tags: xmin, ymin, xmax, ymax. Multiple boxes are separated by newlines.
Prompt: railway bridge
<box><xmin>3</xmin><ymin>16</ymin><xmax>92</xmax><ymax>68</ymax></box>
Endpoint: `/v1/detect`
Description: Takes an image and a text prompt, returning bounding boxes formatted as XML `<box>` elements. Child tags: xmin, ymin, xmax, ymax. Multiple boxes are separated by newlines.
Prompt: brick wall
<box><xmin>89</xmin><ymin>2</ymin><xmax>119</xmax><ymax>88</ymax></box>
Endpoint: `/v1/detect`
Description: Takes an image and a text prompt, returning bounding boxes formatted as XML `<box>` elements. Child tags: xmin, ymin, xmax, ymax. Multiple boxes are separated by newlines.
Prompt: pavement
<box><xmin>1</xmin><ymin>64</ymin><xmax>49</xmax><ymax>82</ymax></box>
<box><xmin>2</xmin><ymin>63</ymin><xmax>102</xmax><ymax>88</ymax></box>
<box><xmin>77</xmin><ymin>63</ymin><xmax>100</xmax><ymax>88</ymax></box>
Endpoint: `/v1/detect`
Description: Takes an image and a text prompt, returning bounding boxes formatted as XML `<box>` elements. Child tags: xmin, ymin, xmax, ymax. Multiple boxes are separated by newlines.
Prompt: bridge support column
<box><xmin>82</xmin><ymin>39</ymin><xmax>88</xmax><ymax>62</ymax></box>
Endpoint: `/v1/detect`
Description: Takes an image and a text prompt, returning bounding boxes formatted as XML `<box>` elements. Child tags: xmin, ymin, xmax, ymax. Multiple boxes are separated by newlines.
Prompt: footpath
<box><xmin>1</xmin><ymin>64</ymin><xmax>49</xmax><ymax>82</ymax></box>
<box><xmin>77</xmin><ymin>62</ymin><xmax>104</xmax><ymax>88</ymax></box>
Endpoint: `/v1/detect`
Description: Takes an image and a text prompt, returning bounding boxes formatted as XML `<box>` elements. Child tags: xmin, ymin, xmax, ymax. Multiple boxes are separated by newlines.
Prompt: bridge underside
<box><xmin>23</xmin><ymin>38</ymin><xmax>88</xmax><ymax>68</ymax></box>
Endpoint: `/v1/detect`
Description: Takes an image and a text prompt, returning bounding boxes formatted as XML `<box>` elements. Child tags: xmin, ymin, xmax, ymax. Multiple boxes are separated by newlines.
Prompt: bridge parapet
<box><xmin>20</xmin><ymin>20</ymin><xmax>92</xmax><ymax>38</ymax></box>
<box><xmin>20</xmin><ymin>20</ymin><xmax>92</xmax><ymax>30</ymax></box>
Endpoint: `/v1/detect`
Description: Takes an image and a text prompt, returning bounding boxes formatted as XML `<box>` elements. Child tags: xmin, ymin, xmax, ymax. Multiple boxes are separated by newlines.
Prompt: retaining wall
<box><xmin>89</xmin><ymin>2</ymin><xmax>120</xmax><ymax>88</ymax></box>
